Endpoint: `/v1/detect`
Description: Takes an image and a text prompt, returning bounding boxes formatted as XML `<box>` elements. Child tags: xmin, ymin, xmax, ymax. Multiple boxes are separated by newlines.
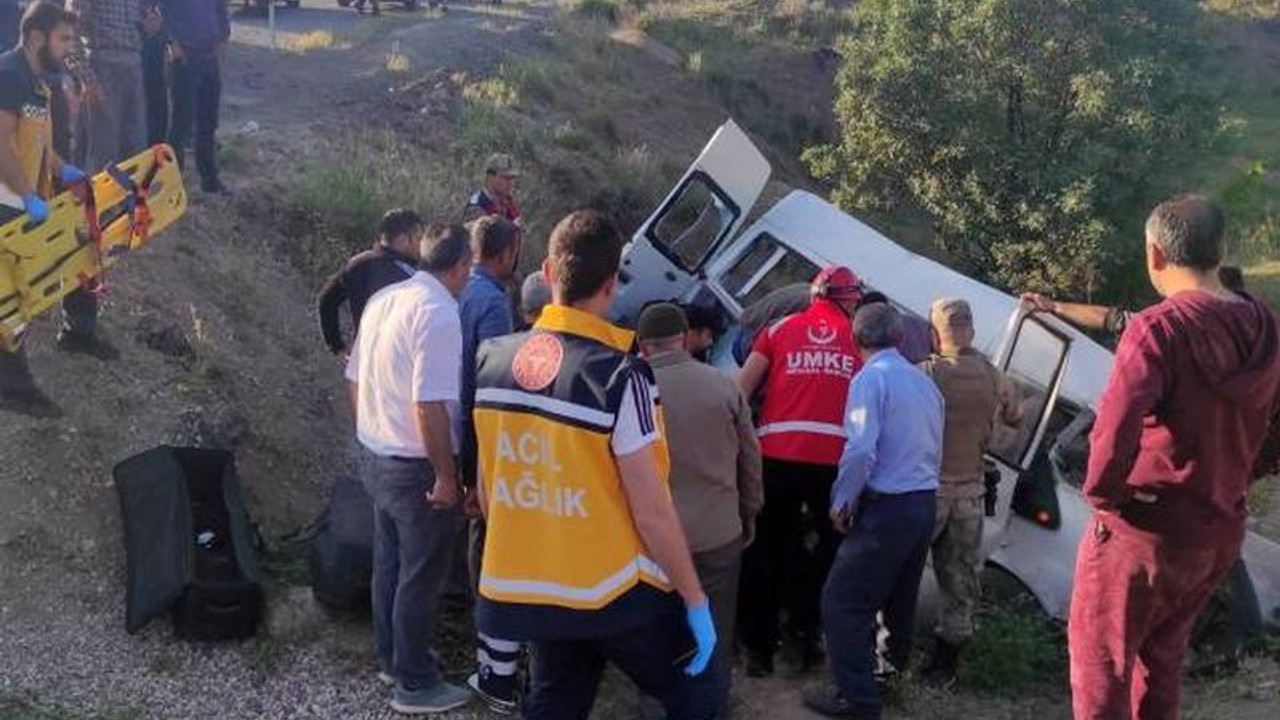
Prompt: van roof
<box><xmin>742</xmin><ymin>190</ymin><xmax>1114</xmax><ymax>407</ymax></box>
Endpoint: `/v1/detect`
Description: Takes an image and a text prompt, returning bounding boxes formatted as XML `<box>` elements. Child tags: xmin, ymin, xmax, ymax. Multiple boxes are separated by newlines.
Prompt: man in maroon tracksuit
<box><xmin>1069</xmin><ymin>195</ymin><xmax>1280</xmax><ymax>720</ymax></box>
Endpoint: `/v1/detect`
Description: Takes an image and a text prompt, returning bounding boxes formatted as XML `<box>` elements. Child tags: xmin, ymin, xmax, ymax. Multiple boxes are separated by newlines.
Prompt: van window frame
<box><xmin>989</xmin><ymin>314</ymin><xmax>1073</xmax><ymax>471</ymax></box>
<box><xmin>643</xmin><ymin>170</ymin><xmax>743</xmax><ymax>275</ymax></box>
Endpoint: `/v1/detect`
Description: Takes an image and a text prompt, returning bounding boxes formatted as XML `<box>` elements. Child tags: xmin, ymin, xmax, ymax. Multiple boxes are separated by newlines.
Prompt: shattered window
<box><xmin>651</xmin><ymin>175</ymin><xmax>736</xmax><ymax>271</ymax></box>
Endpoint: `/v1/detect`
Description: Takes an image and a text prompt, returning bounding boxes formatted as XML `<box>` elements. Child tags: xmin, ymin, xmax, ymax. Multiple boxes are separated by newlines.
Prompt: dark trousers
<box><xmin>1068</xmin><ymin>516</ymin><xmax>1240</xmax><ymax>720</ymax></box>
<box><xmin>823</xmin><ymin>490</ymin><xmax>936</xmax><ymax>715</ymax></box>
<box><xmin>739</xmin><ymin>458</ymin><xmax>840</xmax><ymax>655</ymax></box>
<box><xmin>361</xmin><ymin>449</ymin><xmax>463</xmax><ymax>690</ymax></box>
<box><xmin>524</xmin><ymin>600</ymin><xmax>723</xmax><ymax>720</ymax></box>
<box><xmin>168</xmin><ymin>52</ymin><xmax>221</xmax><ymax>185</ymax></box>
<box><xmin>694</xmin><ymin>537</ymin><xmax>743</xmax><ymax>713</ymax></box>
<box><xmin>142</xmin><ymin>34</ymin><xmax>169</xmax><ymax>145</ymax></box>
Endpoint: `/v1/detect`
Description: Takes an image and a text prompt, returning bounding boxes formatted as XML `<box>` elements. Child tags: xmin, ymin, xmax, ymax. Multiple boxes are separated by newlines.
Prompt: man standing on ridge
<box><xmin>464</xmin><ymin>152</ymin><xmax>522</xmax><ymax>230</ymax></box>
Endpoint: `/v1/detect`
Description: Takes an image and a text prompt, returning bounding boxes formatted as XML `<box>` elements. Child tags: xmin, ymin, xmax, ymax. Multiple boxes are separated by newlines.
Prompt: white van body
<box><xmin>613</xmin><ymin>120</ymin><xmax>1280</xmax><ymax>629</ymax></box>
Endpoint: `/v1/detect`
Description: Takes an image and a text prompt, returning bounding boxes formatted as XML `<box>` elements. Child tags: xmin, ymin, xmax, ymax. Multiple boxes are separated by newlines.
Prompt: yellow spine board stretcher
<box><xmin>0</xmin><ymin>144</ymin><xmax>187</xmax><ymax>351</ymax></box>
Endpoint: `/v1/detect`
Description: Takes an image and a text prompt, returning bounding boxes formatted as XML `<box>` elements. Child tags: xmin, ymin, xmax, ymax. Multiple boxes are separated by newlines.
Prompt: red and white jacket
<box><xmin>751</xmin><ymin>299</ymin><xmax>862</xmax><ymax>466</ymax></box>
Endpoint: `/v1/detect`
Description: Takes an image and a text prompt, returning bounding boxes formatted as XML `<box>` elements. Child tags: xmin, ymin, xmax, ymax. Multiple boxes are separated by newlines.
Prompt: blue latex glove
<box><xmin>60</xmin><ymin>164</ymin><xmax>87</xmax><ymax>186</ymax></box>
<box><xmin>684</xmin><ymin>601</ymin><xmax>717</xmax><ymax>676</ymax></box>
<box><xmin>22</xmin><ymin>193</ymin><xmax>48</xmax><ymax>224</ymax></box>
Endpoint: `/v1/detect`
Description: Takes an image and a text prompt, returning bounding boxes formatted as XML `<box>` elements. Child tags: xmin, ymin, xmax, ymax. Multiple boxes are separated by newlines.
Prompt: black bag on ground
<box><xmin>114</xmin><ymin>446</ymin><xmax>264</xmax><ymax>640</ymax></box>
<box><xmin>308</xmin><ymin>476</ymin><xmax>375</xmax><ymax>614</ymax></box>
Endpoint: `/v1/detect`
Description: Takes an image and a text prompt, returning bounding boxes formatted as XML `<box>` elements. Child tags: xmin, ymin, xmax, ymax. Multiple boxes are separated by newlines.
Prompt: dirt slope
<box><xmin>1</xmin><ymin>2</ymin><xmax>1277</xmax><ymax>719</ymax></box>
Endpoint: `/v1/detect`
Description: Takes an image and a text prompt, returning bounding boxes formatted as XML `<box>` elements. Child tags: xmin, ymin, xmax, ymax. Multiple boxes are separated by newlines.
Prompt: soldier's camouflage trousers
<box><xmin>931</xmin><ymin>490</ymin><xmax>984</xmax><ymax>644</ymax></box>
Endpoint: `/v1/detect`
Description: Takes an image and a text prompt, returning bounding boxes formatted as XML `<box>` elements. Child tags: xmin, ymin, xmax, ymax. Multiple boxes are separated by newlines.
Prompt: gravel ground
<box><xmin>0</xmin><ymin>591</ymin><xmax>483</xmax><ymax>720</ymax></box>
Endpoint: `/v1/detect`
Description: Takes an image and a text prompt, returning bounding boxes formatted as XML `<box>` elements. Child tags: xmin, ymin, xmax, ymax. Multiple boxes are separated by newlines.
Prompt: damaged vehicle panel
<box><xmin>613</xmin><ymin>119</ymin><xmax>1280</xmax><ymax>632</ymax></box>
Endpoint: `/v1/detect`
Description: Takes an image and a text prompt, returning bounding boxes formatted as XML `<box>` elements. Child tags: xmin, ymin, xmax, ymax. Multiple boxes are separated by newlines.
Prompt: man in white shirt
<box><xmin>345</xmin><ymin>222</ymin><xmax>474</xmax><ymax>715</ymax></box>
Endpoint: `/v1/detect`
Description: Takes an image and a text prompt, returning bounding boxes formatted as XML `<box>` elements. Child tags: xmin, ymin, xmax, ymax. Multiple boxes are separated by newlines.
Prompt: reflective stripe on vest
<box><xmin>475</xmin><ymin>305</ymin><xmax>672</xmax><ymax>615</ymax></box>
<box><xmin>757</xmin><ymin>420</ymin><xmax>846</xmax><ymax>439</ymax></box>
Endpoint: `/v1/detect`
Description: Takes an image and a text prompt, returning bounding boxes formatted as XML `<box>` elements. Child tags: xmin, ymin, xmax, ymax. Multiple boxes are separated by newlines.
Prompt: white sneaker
<box><xmin>377</xmin><ymin>671</ymin><xmax>395</xmax><ymax>687</ymax></box>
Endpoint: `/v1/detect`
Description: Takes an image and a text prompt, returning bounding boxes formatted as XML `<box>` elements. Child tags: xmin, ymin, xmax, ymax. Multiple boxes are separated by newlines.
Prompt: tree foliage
<box><xmin>805</xmin><ymin>0</ymin><xmax>1219</xmax><ymax>298</ymax></box>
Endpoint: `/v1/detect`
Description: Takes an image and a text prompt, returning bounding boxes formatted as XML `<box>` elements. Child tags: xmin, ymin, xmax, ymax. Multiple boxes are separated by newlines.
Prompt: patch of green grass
<box><xmin>572</xmin><ymin>0</ymin><xmax>625</xmax><ymax>24</ymax></box>
<box><xmin>503</xmin><ymin>57</ymin><xmax>558</xmax><ymax>105</ymax></box>
<box><xmin>959</xmin><ymin>573</ymin><xmax>1068</xmax><ymax>697</ymax></box>
<box><xmin>457</xmin><ymin>104</ymin><xmax>539</xmax><ymax>156</ymax></box>
<box><xmin>0</xmin><ymin>693</ymin><xmax>144</xmax><ymax>720</ymax></box>
<box><xmin>259</xmin><ymin>532</ymin><xmax>311</xmax><ymax>588</ymax></box>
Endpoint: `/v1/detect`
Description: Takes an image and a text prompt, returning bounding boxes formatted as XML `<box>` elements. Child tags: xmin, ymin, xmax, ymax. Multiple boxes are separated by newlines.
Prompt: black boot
<box><xmin>923</xmin><ymin>638</ymin><xmax>963</xmax><ymax>686</ymax></box>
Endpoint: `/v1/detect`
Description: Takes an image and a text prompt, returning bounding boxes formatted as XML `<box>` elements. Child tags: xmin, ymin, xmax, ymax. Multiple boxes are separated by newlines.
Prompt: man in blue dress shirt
<box><xmin>806</xmin><ymin>303</ymin><xmax>944</xmax><ymax>720</ymax></box>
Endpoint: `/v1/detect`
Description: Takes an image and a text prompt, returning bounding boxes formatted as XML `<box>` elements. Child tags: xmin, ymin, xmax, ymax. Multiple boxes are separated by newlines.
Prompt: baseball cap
<box><xmin>485</xmin><ymin>153</ymin><xmax>520</xmax><ymax>177</ymax></box>
<box><xmin>637</xmin><ymin>303</ymin><xmax>689</xmax><ymax>341</ymax></box>
<box><xmin>931</xmin><ymin>298</ymin><xmax>974</xmax><ymax>329</ymax></box>
<box><xmin>811</xmin><ymin>266</ymin><xmax>863</xmax><ymax>301</ymax></box>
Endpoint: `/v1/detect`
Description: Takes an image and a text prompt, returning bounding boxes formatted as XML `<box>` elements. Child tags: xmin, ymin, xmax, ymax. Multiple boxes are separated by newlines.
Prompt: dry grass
<box><xmin>285</xmin><ymin>29</ymin><xmax>335</xmax><ymax>54</ymax></box>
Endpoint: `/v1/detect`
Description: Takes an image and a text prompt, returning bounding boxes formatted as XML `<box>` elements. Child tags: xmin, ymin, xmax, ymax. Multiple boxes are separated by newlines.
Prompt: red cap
<box><xmin>811</xmin><ymin>266</ymin><xmax>862</xmax><ymax>301</ymax></box>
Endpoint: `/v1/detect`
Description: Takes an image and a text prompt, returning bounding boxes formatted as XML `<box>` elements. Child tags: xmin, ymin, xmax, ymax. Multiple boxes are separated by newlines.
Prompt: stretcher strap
<box><xmin>70</xmin><ymin>177</ymin><xmax>106</xmax><ymax>297</ymax></box>
<box><xmin>106</xmin><ymin>145</ymin><xmax>167</xmax><ymax>249</ymax></box>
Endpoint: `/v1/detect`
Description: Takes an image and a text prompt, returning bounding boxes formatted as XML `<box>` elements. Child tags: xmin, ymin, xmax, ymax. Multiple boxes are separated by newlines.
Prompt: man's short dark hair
<box><xmin>1145</xmin><ymin>195</ymin><xmax>1225</xmax><ymax>271</ymax></box>
<box><xmin>853</xmin><ymin>303</ymin><xmax>903</xmax><ymax>351</ymax></box>
<box><xmin>378</xmin><ymin>208</ymin><xmax>423</xmax><ymax>247</ymax></box>
<box><xmin>857</xmin><ymin>291</ymin><xmax>889</xmax><ymax>310</ymax></box>
<box><xmin>21</xmin><ymin>1</ymin><xmax>75</xmax><ymax>41</ymax></box>
<box><xmin>471</xmin><ymin>216</ymin><xmax>519</xmax><ymax>261</ymax></box>
<box><xmin>419</xmin><ymin>222</ymin><xmax>471</xmax><ymax>273</ymax></box>
<box><xmin>547</xmin><ymin>210</ymin><xmax>621</xmax><ymax>304</ymax></box>
<box><xmin>1218</xmin><ymin>265</ymin><xmax>1245</xmax><ymax>292</ymax></box>
<box><xmin>682</xmin><ymin>303</ymin><xmax>725</xmax><ymax>335</ymax></box>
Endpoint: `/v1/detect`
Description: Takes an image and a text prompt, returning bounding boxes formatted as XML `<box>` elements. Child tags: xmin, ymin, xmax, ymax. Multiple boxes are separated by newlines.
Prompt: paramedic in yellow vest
<box><xmin>472</xmin><ymin>210</ymin><xmax>720</xmax><ymax>720</ymax></box>
<box><xmin>0</xmin><ymin>2</ymin><xmax>87</xmax><ymax>417</ymax></box>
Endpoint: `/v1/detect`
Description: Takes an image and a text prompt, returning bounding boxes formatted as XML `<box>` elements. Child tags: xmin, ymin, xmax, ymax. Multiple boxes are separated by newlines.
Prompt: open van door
<box><xmin>982</xmin><ymin>308</ymin><xmax>1081</xmax><ymax>619</ymax></box>
<box><xmin>613</xmin><ymin>120</ymin><xmax>771</xmax><ymax>325</ymax></box>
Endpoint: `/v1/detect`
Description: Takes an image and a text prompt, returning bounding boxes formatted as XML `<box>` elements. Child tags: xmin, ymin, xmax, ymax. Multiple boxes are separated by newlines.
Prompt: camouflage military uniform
<box><xmin>921</xmin><ymin>347</ymin><xmax>1005</xmax><ymax>643</ymax></box>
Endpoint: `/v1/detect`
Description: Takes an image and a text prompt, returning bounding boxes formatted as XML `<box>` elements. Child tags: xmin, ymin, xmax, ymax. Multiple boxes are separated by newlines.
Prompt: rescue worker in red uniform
<box><xmin>736</xmin><ymin>266</ymin><xmax>864</xmax><ymax>676</ymax></box>
<box><xmin>1068</xmin><ymin>196</ymin><xmax>1280</xmax><ymax>720</ymax></box>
